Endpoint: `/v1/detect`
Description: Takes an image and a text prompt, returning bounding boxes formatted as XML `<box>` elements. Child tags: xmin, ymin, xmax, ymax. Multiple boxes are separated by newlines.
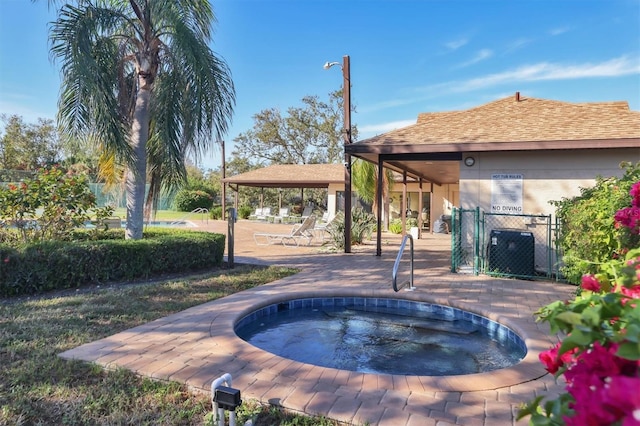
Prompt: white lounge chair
<box><xmin>249</xmin><ymin>207</ymin><xmax>271</xmax><ymax>221</ymax></box>
<box><xmin>268</xmin><ymin>207</ymin><xmax>290</xmax><ymax>223</ymax></box>
<box><xmin>313</xmin><ymin>212</ymin><xmax>334</xmax><ymax>241</ymax></box>
<box><xmin>254</xmin><ymin>215</ymin><xmax>317</xmax><ymax>247</ymax></box>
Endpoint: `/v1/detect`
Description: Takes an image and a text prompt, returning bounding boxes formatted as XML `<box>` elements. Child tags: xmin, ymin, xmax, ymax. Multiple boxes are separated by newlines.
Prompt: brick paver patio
<box><xmin>59</xmin><ymin>219</ymin><xmax>574</xmax><ymax>425</ymax></box>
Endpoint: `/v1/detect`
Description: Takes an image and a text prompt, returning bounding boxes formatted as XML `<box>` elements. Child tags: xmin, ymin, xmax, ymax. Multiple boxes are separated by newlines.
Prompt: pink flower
<box><xmin>565</xmin><ymin>373</ymin><xmax>618</xmax><ymax>425</ymax></box>
<box><xmin>620</xmin><ymin>285</ymin><xmax>640</xmax><ymax>300</ymax></box>
<box><xmin>581</xmin><ymin>274</ymin><xmax>602</xmax><ymax>292</ymax></box>
<box><xmin>630</xmin><ymin>182</ymin><xmax>640</xmax><ymax>207</ymax></box>
<box><xmin>615</xmin><ymin>206</ymin><xmax>640</xmax><ymax>234</ymax></box>
<box><xmin>540</xmin><ymin>342</ymin><xmax>576</xmax><ymax>374</ymax></box>
<box><xmin>564</xmin><ymin>342</ymin><xmax>627</xmax><ymax>385</ymax></box>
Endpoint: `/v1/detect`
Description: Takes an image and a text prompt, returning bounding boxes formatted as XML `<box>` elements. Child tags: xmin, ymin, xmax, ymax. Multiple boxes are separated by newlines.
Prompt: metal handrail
<box><xmin>170</xmin><ymin>207</ymin><xmax>209</xmax><ymax>225</ymax></box>
<box><xmin>392</xmin><ymin>234</ymin><xmax>415</xmax><ymax>292</ymax></box>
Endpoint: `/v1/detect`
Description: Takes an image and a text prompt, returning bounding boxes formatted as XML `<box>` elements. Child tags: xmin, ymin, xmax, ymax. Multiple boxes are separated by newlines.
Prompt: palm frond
<box><xmin>51</xmin><ymin>3</ymin><xmax>135</xmax><ymax>166</ymax></box>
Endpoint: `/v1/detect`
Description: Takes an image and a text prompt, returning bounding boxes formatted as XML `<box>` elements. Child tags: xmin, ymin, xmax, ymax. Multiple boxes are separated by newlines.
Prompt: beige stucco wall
<box><xmin>327</xmin><ymin>183</ymin><xmax>340</xmax><ymax>220</ymax></box>
<box><xmin>459</xmin><ymin>149</ymin><xmax>638</xmax><ymax>216</ymax></box>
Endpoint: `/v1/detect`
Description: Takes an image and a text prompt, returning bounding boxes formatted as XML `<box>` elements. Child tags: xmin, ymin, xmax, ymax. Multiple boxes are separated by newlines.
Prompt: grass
<box><xmin>0</xmin><ymin>265</ymin><xmax>350</xmax><ymax>425</ymax></box>
<box><xmin>110</xmin><ymin>208</ymin><xmax>210</xmax><ymax>222</ymax></box>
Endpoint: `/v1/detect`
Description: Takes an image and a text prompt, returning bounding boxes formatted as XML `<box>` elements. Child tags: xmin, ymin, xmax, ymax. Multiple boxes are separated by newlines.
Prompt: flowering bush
<box><xmin>518</xmin><ymin>182</ymin><xmax>640</xmax><ymax>425</ymax></box>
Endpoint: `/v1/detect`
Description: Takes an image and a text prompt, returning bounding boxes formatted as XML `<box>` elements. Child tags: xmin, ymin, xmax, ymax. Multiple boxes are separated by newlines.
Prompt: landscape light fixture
<box><xmin>324</xmin><ymin>55</ymin><xmax>352</xmax><ymax>253</ymax></box>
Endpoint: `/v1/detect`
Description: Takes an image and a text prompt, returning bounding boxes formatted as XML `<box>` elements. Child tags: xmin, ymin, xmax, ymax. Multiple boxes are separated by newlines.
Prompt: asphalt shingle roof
<box><xmin>223</xmin><ymin>163</ymin><xmax>344</xmax><ymax>188</ymax></box>
<box><xmin>357</xmin><ymin>94</ymin><xmax>640</xmax><ymax>147</ymax></box>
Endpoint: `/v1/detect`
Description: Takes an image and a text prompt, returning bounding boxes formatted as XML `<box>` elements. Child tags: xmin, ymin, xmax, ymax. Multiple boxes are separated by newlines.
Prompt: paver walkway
<box><xmin>60</xmin><ymin>219</ymin><xmax>575</xmax><ymax>425</ymax></box>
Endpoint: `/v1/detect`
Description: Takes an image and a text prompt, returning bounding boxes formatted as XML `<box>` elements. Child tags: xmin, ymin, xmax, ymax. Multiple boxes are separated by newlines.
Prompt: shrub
<box><xmin>210</xmin><ymin>205</ymin><xmax>222</xmax><ymax>220</ymax></box>
<box><xmin>519</xmin><ymin>181</ymin><xmax>640</xmax><ymax>425</ymax></box>
<box><xmin>0</xmin><ymin>166</ymin><xmax>113</xmax><ymax>244</ymax></box>
<box><xmin>552</xmin><ymin>162</ymin><xmax>640</xmax><ymax>284</ymax></box>
<box><xmin>389</xmin><ymin>219</ymin><xmax>403</xmax><ymax>234</ymax></box>
<box><xmin>238</xmin><ymin>205</ymin><xmax>253</xmax><ymax>219</ymax></box>
<box><xmin>326</xmin><ymin>209</ymin><xmax>376</xmax><ymax>249</ymax></box>
<box><xmin>0</xmin><ymin>229</ymin><xmax>225</xmax><ymax>297</ymax></box>
<box><xmin>174</xmin><ymin>189</ymin><xmax>213</xmax><ymax>212</ymax></box>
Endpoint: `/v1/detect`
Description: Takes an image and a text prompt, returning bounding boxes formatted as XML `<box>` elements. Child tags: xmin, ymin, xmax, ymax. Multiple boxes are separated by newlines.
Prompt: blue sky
<box><xmin>1</xmin><ymin>0</ymin><xmax>639</xmax><ymax>170</ymax></box>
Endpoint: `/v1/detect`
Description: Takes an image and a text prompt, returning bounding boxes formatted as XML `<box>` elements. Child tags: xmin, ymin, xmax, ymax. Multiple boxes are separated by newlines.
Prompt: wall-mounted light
<box><xmin>464</xmin><ymin>156</ymin><xmax>475</xmax><ymax>167</ymax></box>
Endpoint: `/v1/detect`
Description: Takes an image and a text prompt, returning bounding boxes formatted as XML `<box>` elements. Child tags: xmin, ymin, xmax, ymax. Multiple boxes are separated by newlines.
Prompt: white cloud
<box><xmin>355</xmin><ymin>56</ymin><xmax>639</xmax><ymax>122</ymax></box>
<box><xmin>504</xmin><ymin>38</ymin><xmax>533</xmax><ymax>53</ymax></box>
<box><xmin>423</xmin><ymin>55</ymin><xmax>640</xmax><ymax>94</ymax></box>
<box><xmin>445</xmin><ymin>38</ymin><xmax>468</xmax><ymax>50</ymax></box>
<box><xmin>457</xmin><ymin>49</ymin><xmax>494</xmax><ymax>68</ymax></box>
<box><xmin>549</xmin><ymin>26</ymin><xmax>570</xmax><ymax>36</ymax></box>
<box><xmin>358</xmin><ymin>119</ymin><xmax>416</xmax><ymax>137</ymax></box>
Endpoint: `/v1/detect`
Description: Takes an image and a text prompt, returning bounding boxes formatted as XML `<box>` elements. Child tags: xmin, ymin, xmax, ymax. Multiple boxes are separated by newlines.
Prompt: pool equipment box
<box><xmin>488</xmin><ymin>229</ymin><xmax>535</xmax><ymax>277</ymax></box>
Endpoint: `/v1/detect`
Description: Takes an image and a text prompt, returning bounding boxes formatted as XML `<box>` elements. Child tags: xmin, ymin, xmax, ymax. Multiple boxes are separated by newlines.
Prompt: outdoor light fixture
<box><xmin>213</xmin><ymin>386</ymin><xmax>241</xmax><ymax>411</ymax></box>
<box><xmin>464</xmin><ymin>156</ymin><xmax>476</xmax><ymax>167</ymax></box>
<box><xmin>211</xmin><ymin>373</ymin><xmax>241</xmax><ymax>426</ymax></box>
<box><xmin>324</xmin><ymin>55</ymin><xmax>352</xmax><ymax>253</ymax></box>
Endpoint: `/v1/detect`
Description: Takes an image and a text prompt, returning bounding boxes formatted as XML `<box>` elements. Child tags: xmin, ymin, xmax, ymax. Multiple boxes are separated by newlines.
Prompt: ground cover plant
<box><xmin>0</xmin><ymin>265</ymin><xmax>352</xmax><ymax>425</ymax></box>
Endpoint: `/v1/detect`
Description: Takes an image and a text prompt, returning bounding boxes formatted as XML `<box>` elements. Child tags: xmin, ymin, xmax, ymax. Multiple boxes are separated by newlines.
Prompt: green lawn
<box><xmin>0</xmin><ymin>265</ymin><xmax>352</xmax><ymax>425</ymax></box>
<box><xmin>109</xmin><ymin>208</ymin><xmax>209</xmax><ymax>221</ymax></box>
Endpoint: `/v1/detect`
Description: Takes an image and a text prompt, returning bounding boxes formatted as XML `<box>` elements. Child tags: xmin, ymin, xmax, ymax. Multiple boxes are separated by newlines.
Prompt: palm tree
<box><xmin>50</xmin><ymin>0</ymin><xmax>235</xmax><ymax>239</ymax></box>
<box><xmin>351</xmin><ymin>159</ymin><xmax>394</xmax><ymax>230</ymax></box>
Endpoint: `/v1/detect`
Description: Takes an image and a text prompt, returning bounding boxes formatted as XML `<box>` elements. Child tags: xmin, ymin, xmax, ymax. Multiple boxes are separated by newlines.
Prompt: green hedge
<box><xmin>0</xmin><ymin>229</ymin><xmax>225</xmax><ymax>297</ymax></box>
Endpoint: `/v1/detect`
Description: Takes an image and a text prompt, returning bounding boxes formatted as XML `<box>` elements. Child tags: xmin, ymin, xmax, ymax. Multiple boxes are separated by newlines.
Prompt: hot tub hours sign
<box><xmin>491</xmin><ymin>174</ymin><xmax>523</xmax><ymax>213</ymax></box>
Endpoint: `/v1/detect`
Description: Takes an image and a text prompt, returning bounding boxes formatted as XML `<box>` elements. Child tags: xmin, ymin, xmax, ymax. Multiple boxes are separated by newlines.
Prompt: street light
<box><xmin>323</xmin><ymin>55</ymin><xmax>352</xmax><ymax>253</ymax></box>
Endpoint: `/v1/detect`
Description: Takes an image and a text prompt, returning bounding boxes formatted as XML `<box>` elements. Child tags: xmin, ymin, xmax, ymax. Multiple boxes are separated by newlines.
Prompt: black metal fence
<box><xmin>451</xmin><ymin>207</ymin><xmax>562</xmax><ymax>280</ymax></box>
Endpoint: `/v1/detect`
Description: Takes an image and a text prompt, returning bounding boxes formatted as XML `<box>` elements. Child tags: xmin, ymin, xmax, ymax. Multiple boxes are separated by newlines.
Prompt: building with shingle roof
<box><xmin>223</xmin><ymin>163</ymin><xmax>347</xmax><ymax>220</ymax></box>
<box><xmin>348</xmin><ymin>93</ymin><xmax>639</xmax><ymax>219</ymax></box>
<box><xmin>223</xmin><ymin>94</ymin><xmax>638</xmax><ymax>265</ymax></box>
<box><xmin>347</xmin><ymin>92</ymin><xmax>639</xmax><ymax>259</ymax></box>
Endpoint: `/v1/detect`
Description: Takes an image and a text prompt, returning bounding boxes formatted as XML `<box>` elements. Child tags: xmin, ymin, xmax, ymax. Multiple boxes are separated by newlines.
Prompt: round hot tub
<box><xmin>235</xmin><ymin>297</ymin><xmax>526</xmax><ymax>376</ymax></box>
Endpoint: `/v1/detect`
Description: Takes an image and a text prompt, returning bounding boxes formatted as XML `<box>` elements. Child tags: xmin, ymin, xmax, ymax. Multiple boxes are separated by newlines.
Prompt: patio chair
<box><xmin>254</xmin><ymin>215</ymin><xmax>317</xmax><ymax>247</ymax></box>
<box><xmin>301</xmin><ymin>205</ymin><xmax>313</xmax><ymax>218</ymax></box>
<box><xmin>249</xmin><ymin>207</ymin><xmax>271</xmax><ymax>221</ymax></box>
<box><xmin>290</xmin><ymin>205</ymin><xmax>314</xmax><ymax>223</ymax></box>
<box><xmin>313</xmin><ymin>213</ymin><xmax>334</xmax><ymax>241</ymax></box>
<box><xmin>268</xmin><ymin>207</ymin><xmax>290</xmax><ymax>223</ymax></box>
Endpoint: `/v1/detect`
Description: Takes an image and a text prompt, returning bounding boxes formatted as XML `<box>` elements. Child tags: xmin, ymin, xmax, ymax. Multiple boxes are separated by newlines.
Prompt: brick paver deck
<box><xmin>59</xmin><ymin>219</ymin><xmax>574</xmax><ymax>425</ymax></box>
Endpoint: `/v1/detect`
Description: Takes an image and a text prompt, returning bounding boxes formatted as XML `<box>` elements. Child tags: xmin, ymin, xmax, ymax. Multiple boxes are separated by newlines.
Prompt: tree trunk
<box><xmin>125</xmin><ymin>86</ymin><xmax>151</xmax><ymax>240</ymax></box>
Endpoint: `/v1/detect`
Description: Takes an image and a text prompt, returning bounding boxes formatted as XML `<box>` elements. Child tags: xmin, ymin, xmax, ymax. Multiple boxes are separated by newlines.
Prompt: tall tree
<box><xmin>0</xmin><ymin>115</ymin><xmax>61</xmax><ymax>170</ymax></box>
<box><xmin>232</xmin><ymin>91</ymin><xmax>352</xmax><ymax>166</ymax></box>
<box><xmin>49</xmin><ymin>0</ymin><xmax>235</xmax><ymax>239</ymax></box>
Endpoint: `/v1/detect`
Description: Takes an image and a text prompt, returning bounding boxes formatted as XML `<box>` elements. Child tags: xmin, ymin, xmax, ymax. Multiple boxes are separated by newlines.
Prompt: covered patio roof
<box><xmin>346</xmin><ymin>93</ymin><xmax>640</xmax><ymax>184</ymax></box>
<box><xmin>223</xmin><ymin>163</ymin><xmax>344</xmax><ymax>189</ymax></box>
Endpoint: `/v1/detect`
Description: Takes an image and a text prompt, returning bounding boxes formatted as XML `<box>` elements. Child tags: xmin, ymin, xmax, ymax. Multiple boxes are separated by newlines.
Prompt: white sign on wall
<box><xmin>491</xmin><ymin>174</ymin><xmax>523</xmax><ymax>213</ymax></box>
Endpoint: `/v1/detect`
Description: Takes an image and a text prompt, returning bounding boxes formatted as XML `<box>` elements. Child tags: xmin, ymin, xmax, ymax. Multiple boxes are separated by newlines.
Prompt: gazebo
<box><xmin>223</xmin><ymin>163</ymin><xmax>345</xmax><ymax>218</ymax></box>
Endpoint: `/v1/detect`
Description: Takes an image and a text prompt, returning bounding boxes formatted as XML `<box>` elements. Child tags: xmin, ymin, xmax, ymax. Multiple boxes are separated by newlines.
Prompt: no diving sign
<box><xmin>491</xmin><ymin>174</ymin><xmax>523</xmax><ymax>213</ymax></box>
